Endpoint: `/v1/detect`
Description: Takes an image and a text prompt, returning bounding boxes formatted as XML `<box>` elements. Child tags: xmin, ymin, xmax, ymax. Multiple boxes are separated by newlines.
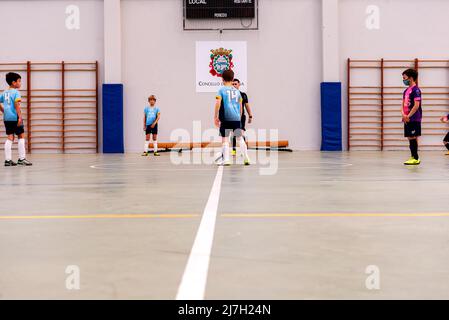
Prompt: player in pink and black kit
<box><xmin>439</xmin><ymin>113</ymin><xmax>449</xmax><ymax>155</ymax></box>
<box><xmin>401</xmin><ymin>69</ymin><xmax>422</xmax><ymax>165</ymax></box>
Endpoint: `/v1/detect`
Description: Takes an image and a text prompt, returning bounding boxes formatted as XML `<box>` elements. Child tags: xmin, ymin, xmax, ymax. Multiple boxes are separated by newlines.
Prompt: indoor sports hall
<box><xmin>1</xmin><ymin>0</ymin><xmax>449</xmax><ymax>300</ymax></box>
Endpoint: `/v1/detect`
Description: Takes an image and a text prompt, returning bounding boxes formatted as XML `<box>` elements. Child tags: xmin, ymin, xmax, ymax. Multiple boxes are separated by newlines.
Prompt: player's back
<box><xmin>218</xmin><ymin>86</ymin><xmax>241</xmax><ymax>122</ymax></box>
<box><xmin>0</xmin><ymin>89</ymin><xmax>20</xmax><ymax>121</ymax></box>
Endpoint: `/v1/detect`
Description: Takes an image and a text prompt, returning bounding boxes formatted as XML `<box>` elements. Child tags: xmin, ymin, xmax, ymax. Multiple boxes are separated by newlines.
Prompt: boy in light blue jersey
<box><xmin>142</xmin><ymin>95</ymin><xmax>161</xmax><ymax>156</ymax></box>
<box><xmin>0</xmin><ymin>72</ymin><xmax>32</xmax><ymax>166</ymax></box>
<box><xmin>214</xmin><ymin>69</ymin><xmax>250</xmax><ymax>166</ymax></box>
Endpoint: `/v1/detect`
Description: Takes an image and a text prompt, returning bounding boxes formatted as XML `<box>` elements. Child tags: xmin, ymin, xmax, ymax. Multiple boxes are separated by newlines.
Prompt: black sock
<box><xmin>444</xmin><ymin>133</ymin><xmax>449</xmax><ymax>150</ymax></box>
<box><xmin>409</xmin><ymin>139</ymin><xmax>419</xmax><ymax>160</ymax></box>
<box><xmin>232</xmin><ymin>135</ymin><xmax>236</xmax><ymax>151</ymax></box>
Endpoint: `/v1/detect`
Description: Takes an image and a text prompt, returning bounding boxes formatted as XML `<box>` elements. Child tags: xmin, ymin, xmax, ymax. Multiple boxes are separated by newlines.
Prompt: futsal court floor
<box><xmin>1</xmin><ymin>150</ymin><xmax>449</xmax><ymax>299</ymax></box>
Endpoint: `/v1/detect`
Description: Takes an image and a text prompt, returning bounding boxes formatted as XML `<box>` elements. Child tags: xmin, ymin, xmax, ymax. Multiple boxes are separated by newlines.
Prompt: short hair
<box><xmin>402</xmin><ymin>69</ymin><xmax>418</xmax><ymax>81</ymax></box>
<box><xmin>148</xmin><ymin>95</ymin><xmax>157</xmax><ymax>101</ymax></box>
<box><xmin>6</xmin><ymin>72</ymin><xmax>21</xmax><ymax>86</ymax></box>
<box><xmin>233</xmin><ymin>78</ymin><xmax>240</xmax><ymax>84</ymax></box>
<box><xmin>222</xmin><ymin>69</ymin><xmax>234</xmax><ymax>82</ymax></box>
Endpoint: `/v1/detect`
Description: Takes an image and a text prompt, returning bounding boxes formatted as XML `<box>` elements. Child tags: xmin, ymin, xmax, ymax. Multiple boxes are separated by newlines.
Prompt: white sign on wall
<box><xmin>196</xmin><ymin>41</ymin><xmax>247</xmax><ymax>93</ymax></box>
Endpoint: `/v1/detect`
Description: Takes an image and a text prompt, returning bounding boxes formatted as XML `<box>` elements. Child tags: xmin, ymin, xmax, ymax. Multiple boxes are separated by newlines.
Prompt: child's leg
<box><xmin>4</xmin><ymin>135</ymin><xmax>14</xmax><ymax>161</ymax></box>
<box><xmin>237</xmin><ymin>130</ymin><xmax>249</xmax><ymax>161</ymax></box>
<box><xmin>144</xmin><ymin>134</ymin><xmax>150</xmax><ymax>153</ymax></box>
<box><xmin>444</xmin><ymin>132</ymin><xmax>449</xmax><ymax>150</ymax></box>
<box><xmin>409</xmin><ymin>137</ymin><xmax>419</xmax><ymax>160</ymax></box>
<box><xmin>152</xmin><ymin>134</ymin><xmax>158</xmax><ymax>153</ymax></box>
<box><xmin>18</xmin><ymin>132</ymin><xmax>26</xmax><ymax>160</ymax></box>
<box><xmin>241</xmin><ymin>130</ymin><xmax>247</xmax><ymax>145</ymax></box>
<box><xmin>222</xmin><ymin>136</ymin><xmax>230</xmax><ymax>163</ymax></box>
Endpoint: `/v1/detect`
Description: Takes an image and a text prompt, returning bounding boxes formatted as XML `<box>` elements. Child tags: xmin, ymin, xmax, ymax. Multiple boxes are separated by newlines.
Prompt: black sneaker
<box><xmin>17</xmin><ymin>159</ymin><xmax>32</xmax><ymax>166</ymax></box>
<box><xmin>4</xmin><ymin>160</ymin><xmax>17</xmax><ymax>167</ymax></box>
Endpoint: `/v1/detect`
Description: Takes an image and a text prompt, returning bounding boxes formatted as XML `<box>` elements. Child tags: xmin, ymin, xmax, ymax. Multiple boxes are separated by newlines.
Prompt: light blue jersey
<box><xmin>144</xmin><ymin>106</ymin><xmax>160</xmax><ymax>126</ymax></box>
<box><xmin>0</xmin><ymin>89</ymin><xmax>21</xmax><ymax>121</ymax></box>
<box><xmin>216</xmin><ymin>86</ymin><xmax>242</xmax><ymax>122</ymax></box>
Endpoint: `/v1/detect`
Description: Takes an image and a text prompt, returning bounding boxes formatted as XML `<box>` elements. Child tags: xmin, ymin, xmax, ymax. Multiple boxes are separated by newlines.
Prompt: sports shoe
<box><xmin>222</xmin><ymin>160</ymin><xmax>231</xmax><ymax>166</ymax></box>
<box><xmin>403</xmin><ymin>157</ymin><xmax>414</xmax><ymax>165</ymax></box>
<box><xmin>4</xmin><ymin>160</ymin><xmax>17</xmax><ymax>167</ymax></box>
<box><xmin>244</xmin><ymin>158</ymin><xmax>251</xmax><ymax>166</ymax></box>
<box><xmin>404</xmin><ymin>158</ymin><xmax>420</xmax><ymax>165</ymax></box>
<box><xmin>445</xmin><ymin>151</ymin><xmax>449</xmax><ymax>156</ymax></box>
<box><xmin>154</xmin><ymin>152</ymin><xmax>160</xmax><ymax>156</ymax></box>
<box><xmin>214</xmin><ymin>153</ymin><xmax>224</xmax><ymax>164</ymax></box>
<box><xmin>141</xmin><ymin>152</ymin><xmax>148</xmax><ymax>156</ymax></box>
<box><xmin>17</xmin><ymin>159</ymin><xmax>32</xmax><ymax>166</ymax></box>
<box><xmin>232</xmin><ymin>149</ymin><xmax>237</xmax><ymax>156</ymax></box>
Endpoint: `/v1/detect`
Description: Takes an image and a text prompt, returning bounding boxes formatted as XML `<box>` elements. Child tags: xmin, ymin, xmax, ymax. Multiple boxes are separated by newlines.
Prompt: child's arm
<box><xmin>143</xmin><ymin>113</ymin><xmax>147</xmax><ymax>131</ymax></box>
<box><xmin>0</xmin><ymin>103</ymin><xmax>3</xmax><ymax>114</ymax></box>
<box><xmin>401</xmin><ymin>101</ymin><xmax>408</xmax><ymax>122</ymax></box>
<box><xmin>151</xmin><ymin>112</ymin><xmax>161</xmax><ymax>128</ymax></box>
<box><xmin>440</xmin><ymin>114</ymin><xmax>449</xmax><ymax>123</ymax></box>
<box><xmin>406</xmin><ymin>100</ymin><xmax>420</xmax><ymax>120</ymax></box>
<box><xmin>15</xmin><ymin>100</ymin><xmax>23</xmax><ymax>126</ymax></box>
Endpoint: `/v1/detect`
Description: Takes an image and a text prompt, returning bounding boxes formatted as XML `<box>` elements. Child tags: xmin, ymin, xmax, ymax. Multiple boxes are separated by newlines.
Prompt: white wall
<box><xmin>0</xmin><ymin>0</ymin><xmax>104</xmax><ymax>62</ymax></box>
<box><xmin>0</xmin><ymin>0</ymin><xmax>105</xmax><ymax>152</ymax></box>
<box><xmin>121</xmin><ymin>0</ymin><xmax>323</xmax><ymax>152</ymax></box>
<box><xmin>339</xmin><ymin>0</ymin><xmax>449</xmax><ymax>149</ymax></box>
<box><xmin>4</xmin><ymin>0</ymin><xmax>448</xmax><ymax>152</ymax></box>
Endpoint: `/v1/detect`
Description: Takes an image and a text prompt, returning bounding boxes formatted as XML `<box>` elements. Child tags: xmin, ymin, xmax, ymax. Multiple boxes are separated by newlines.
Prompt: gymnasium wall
<box><xmin>3</xmin><ymin>0</ymin><xmax>449</xmax><ymax>152</ymax></box>
<box><xmin>0</xmin><ymin>0</ymin><xmax>104</xmax><ymax>152</ymax></box>
<box><xmin>0</xmin><ymin>0</ymin><xmax>104</xmax><ymax>61</ymax></box>
<box><xmin>339</xmin><ymin>0</ymin><xmax>449</xmax><ymax>149</ymax></box>
<box><xmin>121</xmin><ymin>0</ymin><xmax>322</xmax><ymax>152</ymax></box>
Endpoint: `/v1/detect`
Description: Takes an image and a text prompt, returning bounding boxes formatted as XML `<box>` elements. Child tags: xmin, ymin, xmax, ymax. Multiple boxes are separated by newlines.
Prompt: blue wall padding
<box><xmin>102</xmin><ymin>84</ymin><xmax>124</xmax><ymax>153</ymax></box>
<box><xmin>321</xmin><ymin>82</ymin><xmax>342</xmax><ymax>151</ymax></box>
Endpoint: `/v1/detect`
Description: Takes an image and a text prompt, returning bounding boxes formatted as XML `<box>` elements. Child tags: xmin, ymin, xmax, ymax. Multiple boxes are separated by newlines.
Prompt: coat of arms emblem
<box><xmin>209</xmin><ymin>48</ymin><xmax>234</xmax><ymax>77</ymax></box>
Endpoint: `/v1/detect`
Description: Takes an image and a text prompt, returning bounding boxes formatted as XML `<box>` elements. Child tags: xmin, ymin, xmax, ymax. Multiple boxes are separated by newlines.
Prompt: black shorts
<box><xmin>404</xmin><ymin>121</ymin><xmax>421</xmax><ymax>138</ymax></box>
<box><xmin>146</xmin><ymin>124</ymin><xmax>158</xmax><ymax>135</ymax></box>
<box><xmin>220</xmin><ymin>121</ymin><xmax>243</xmax><ymax>138</ymax></box>
<box><xmin>4</xmin><ymin>121</ymin><xmax>24</xmax><ymax>136</ymax></box>
<box><xmin>241</xmin><ymin>114</ymin><xmax>247</xmax><ymax>131</ymax></box>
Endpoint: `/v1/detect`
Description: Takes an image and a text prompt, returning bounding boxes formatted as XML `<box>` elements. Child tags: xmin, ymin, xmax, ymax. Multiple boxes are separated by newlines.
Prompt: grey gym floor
<box><xmin>1</xmin><ymin>151</ymin><xmax>449</xmax><ymax>299</ymax></box>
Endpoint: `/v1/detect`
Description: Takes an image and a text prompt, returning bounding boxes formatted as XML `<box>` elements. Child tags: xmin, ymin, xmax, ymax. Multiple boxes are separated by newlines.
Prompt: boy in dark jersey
<box><xmin>231</xmin><ymin>79</ymin><xmax>253</xmax><ymax>156</ymax></box>
<box><xmin>401</xmin><ymin>69</ymin><xmax>422</xmax><ymax>165</ymax></box>
<box><xmin>214</xmin><ymin>70</ymin><xmax>250</xmax><ymax>166</ymax></box>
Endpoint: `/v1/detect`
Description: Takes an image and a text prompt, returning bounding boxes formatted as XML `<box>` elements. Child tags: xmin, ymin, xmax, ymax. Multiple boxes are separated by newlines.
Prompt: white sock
<box><xmin>144</xmin><ymin>141</ymin><xmax>149</xmax><ymax>153</ymax></box>
<box><xmin>18</xmin><ymin>139</ymin><xmax>26</xmax><ymax>160</ymax></box>
<box><xmin>239</xmin><ymin>137</ymin><xmax>249</xmax><ymax>160</ymax></box>
<box><xmin>4</xmin><ymin>139</ymin><xmax>12</xmax><ymax>161</ymax></box>
<box><xmin>223</xmin><ymin>141</ymin><xmax>230</xmax><ymax>162</ymax></box>
<box><xmin>153</xmin><ymin>142</ymin><xmax>158</xmax><ymax>153</ymax></box>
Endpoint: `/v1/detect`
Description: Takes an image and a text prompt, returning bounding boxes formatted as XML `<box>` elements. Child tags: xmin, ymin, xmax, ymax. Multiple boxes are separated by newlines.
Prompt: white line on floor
<box><xmin>176</xmin><ymin>166</ymin><xmax>224</xmax><ymax>300</ymax></box>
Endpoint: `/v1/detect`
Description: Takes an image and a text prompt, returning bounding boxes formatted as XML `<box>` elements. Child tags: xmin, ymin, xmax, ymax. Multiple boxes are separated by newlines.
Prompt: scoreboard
<box><xmin>185</xmin><ymin>0</ymin><xmax>256</xmax><ymax>19</ymax></box>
